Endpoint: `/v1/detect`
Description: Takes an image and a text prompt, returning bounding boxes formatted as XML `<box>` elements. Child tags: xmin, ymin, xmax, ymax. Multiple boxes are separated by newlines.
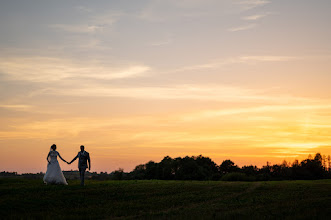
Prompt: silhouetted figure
<box><xmin>68</xmin><ymin>145</ymin><xmax>91</xmax><ymax>186</ymax></box>
<box><xmin>43</xmin><ymin>144</ymin><xmax>68</xmax><ymax>185</ymax></box>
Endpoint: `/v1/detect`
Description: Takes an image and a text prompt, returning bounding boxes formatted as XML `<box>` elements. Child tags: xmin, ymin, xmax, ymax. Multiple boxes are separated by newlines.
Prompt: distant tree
<box><xmin>257</xmin><ymin>161</ymin><xmax>272</xmax><ymax>181</ymax></box>
<box><xmin>158</xmin><ymin>156</ymin><xmax>175</xmax><ymax>180</ymax></box>
<box><xmin>175</xmin><ymin>156</ymin><xmax>201</xmax><ymax>180</ymax></box>
<box><xmin>322</xmin><ymin>155</ymin><xmax>326</xmax><ymax>169</ymax></box>
<box><xmin>195</xmin><ymin>155</ymin><xmax>220</xmax><ymax>180</ymax></box>
<box><xmin>113</xmin><ymin>168</ymin><xmax>124</xmax><ymax>180</ymax></box>
<box><xmin>145</xmin><ymin>161</ymin><xmax>158</xmax><ymax>179</ymax></box>
<box><xmin>298</xmin><ymin>153</ymin><xmax>326</xmax><ymax>179</ymax></box>
<box><xmin>0</xmin><ymin>171</ymin><xmax>18</xmax><ymax>177</ymax></box>
<box><xmin>269</xmin><ymin>164</ymin><xmax>291</xmax><ymax>180</ymax></box>
<box><xmin>314</xmin><ymin>153</ymin><xmax>323</xmax><ymax>165</ymax></box>
<box><xmin>131</xmin><ymin>164</ymin><xmax>146</xmax><ymax>179</ymax></box>
<box><xmin>219</xmin><ymin>160</ymin><xmax>239</xmax><ymax>174</ymax></box>
<box><xmin>281</xmin><ymin>160</ymin><xmax>289</xmax><ymax>168</ymax></box>
<box><xmin>241</xmin><ymin>165</ymin><xmax>259</xmax><ymax>176</ymax></box>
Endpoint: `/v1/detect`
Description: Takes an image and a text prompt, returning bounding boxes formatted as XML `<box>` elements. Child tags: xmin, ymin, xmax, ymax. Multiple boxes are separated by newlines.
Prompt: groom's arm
<box><xmin>87</xmin><ymin>153</ymin><xmax>91</xmax><ymax>170</ymax></box>
<box><xmin>69</xmin><ymin>154</ymin><xmax>78</xmax><ymax>164</ymax></box>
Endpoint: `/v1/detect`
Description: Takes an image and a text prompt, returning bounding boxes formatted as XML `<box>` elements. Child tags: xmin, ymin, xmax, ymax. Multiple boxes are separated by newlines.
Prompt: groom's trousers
<box><xmin>79</xmin><ymin>168</ymin><xmax>86</xmax><ymax>186</ymax></box>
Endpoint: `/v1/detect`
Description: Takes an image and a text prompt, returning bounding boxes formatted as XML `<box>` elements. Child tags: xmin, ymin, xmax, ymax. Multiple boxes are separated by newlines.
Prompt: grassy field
<box><xmin>0</xmin><ymin>179</ymin><xmax>330</xmax><ymax>219</ymax></box>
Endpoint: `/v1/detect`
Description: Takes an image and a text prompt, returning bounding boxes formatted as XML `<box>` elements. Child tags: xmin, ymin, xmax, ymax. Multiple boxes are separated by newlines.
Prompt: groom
<box><xmin>68</xmin><ymin>145</ymin><xmax>91</xmax><ymax>186</ymax></box>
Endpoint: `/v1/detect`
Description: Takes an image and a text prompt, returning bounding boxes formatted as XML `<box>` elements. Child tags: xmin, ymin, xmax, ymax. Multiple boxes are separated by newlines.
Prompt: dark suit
<box><xmin>77</xmin><ymin>151</ymin><xmax>90</xmax><ymax>186</ymax></box>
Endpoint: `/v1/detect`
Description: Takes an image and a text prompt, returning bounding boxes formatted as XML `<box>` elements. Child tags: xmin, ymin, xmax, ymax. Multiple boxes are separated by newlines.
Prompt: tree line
<box><xmin>111</xmin><ymin>153</ymin><xmax>331</xmax><ymax>181</ymax></box>
<box><xmin>89</xmin><ymin>153</ymin><xmax>331</xmax><ymax>181</ymax></box>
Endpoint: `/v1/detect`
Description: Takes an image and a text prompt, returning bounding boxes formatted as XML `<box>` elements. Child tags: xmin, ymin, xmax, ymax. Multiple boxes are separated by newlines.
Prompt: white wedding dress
<box><xmin>43</xmin><ymin>150</ymin><xmax>68</xmax><ymax>185</ymax></box>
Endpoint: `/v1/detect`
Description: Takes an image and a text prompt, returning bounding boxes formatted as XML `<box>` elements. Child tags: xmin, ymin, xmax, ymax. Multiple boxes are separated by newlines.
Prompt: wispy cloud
<box><xmin>104</xmin><ymin>66</ymin><xmax>151</xmax><ymax>79</ymax></box>
<box><xmin>265</xmin><ymin>142</ymin><xmax>330</xmax><ymax>150</ymax></box>
<box><xmin>236</xmin><ymin>0</ymin><xmax>270</xmax><ymax>11</ymax></box>
<box><xmin>174</xmin><ymin>55</ymin><xmax>298</xmax><ymax>72</ymax></box>
<box><xmin>37</xmin><ymin>83</ymin><xmax>314</xmax><ymax>107</ymax></box>
<box><xmin>91</xmin><ymin>11</ymin><xmax>123</xmax><ymax>27</ymax></box>
<box><xmin>230</xmin><ymin>1</ymin><xmax>271</xmax><ymax>32</ymax></box>
<box><xmin>1</xmin><ymin>55</ymin><xmax>297</xmax><ymax>84</ymax></box>
<box><xmin>0</xmin><ymin>56</ymin><xmax>151</xmax><ymax>82</ymax></box>
<box><xmin>181</xmin><ymin>104</ymin><xmax>331</xmax><ymax>121</ymax></box>
<box><xmin>0</xmin><ymin>104</ymin><xmax>32</xmax><ymax>111</ymax></box>
<box><xmin>50</xmin><ymin>10</ymin><xmax>122</xmax><ymax>34</ymax></box>
<box><xmin>138</xmin><ymin>0</ymin><xmax>233</xmax><ymax>22</ymax></box>
<box><xmin>242</xmin><ymin>14</ymin><xmax>267</xmax><ymax>20</ymax></box>
<box><xmin>228</xmin><ymin>23</ymin><xmax>257</xmax><ymax>32</ymax></box>
<box><xmin>51</xmin><ymin>24</ymin><xmax>104</xmax><ymax>34</ymax></box>
<box><xmin>240</xmin><ymin>56</ymin><xmax>297</xmax><ymax>62</ymax></box>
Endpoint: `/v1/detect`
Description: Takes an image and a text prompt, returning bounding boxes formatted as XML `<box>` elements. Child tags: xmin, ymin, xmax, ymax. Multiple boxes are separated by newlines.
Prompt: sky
<box><xmin>1</xmin><ymin>0</ymin><xmax>331</xmax><ymax>173</ymax></box>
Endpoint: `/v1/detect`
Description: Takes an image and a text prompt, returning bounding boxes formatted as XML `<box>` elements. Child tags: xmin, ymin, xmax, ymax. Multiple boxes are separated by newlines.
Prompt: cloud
<box><xmin>0</xmin><ymin>54</ymin><xmax>295</xmax><ymax>84</ymax></box>
<box><xmin>301</xmin><ymin>145</ymin><xmax>331</xmax><ymax>155</ymax></box>
<box><xmin>0</xmin><ymin>116</ymin><xmax>253</xmax><ymax>142</ymax></box>
<box><xmin>0</xmin><ymin>116</ymin><xmax>169</xmax><ymax>140</ymax></box>
<box><xmin>91</xmin><ymin>11</ymin><xmax>123</xmax><ymax>27</ymax></box>
<box><xmin>51</xmin><ymin>24</ymin><xmax>104</xmax><ymax>34</ymax></box>
<box><xmin>36</xmin><ymin>83</ymin><xmax>315</xmax><ymax>107</ymax></box>
<box><xmin>229</xmin><ymin>1</ymin><xmax>271</xmax><ymax>32</ymax></box>
<box><xmin>0</xmin><ymin>104</ymin><xmax>32</xmax><ymax>111</ymax></box>
<box><xmin>242</xmin><ymin>14</ymin><xmax>267</xmax><ymax>20</ymax></box>
<box><xmin>0</xmin><ymin>56</ymin><xmax>151</xmax><ymax>82</ymax></box>
<box><xmin>50</xmin><ymin>11</ymin><xmax>122</xmax><ymax>34</ymax></box>
<box><xmin>236</xmin><ymin>0</ymin><xmax>270</xmax><ymax>11</ymax></box>
<box><xmin>228</xmin><ymin>23</ymin><xmax>257</xmax><ymax>32</ymax></box>
<box><xmin>105</xmin><ymin>66</ymin><xmax>151</xmax><ymax>79</ymax></box>
<box><xmin>138</xmin><ymin>0</ymin><xmax>234</xmax><ymax>22</ymax></box>
<box><xmin>239</xmin><ymin>56</ymin><xmax>297</xmax><ymax>62</ymax></box>
<box><xmin>265</xmin><ymin>142</ymin><xmax>331</xmax><ymax>152</ymax></box>
<box><xmin>181</xmin><ymin>104</ymin><xmax>331</xmax><ymax>121</ymax></box>
<box><xmin>174</xmin><ymin>55</ymin><xmax>298</xmax><ymax>72</ymax></box>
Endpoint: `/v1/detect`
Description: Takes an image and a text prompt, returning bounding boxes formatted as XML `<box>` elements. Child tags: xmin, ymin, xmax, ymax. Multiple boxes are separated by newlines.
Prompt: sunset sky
<box><xmin>1</xmin><ymin>0</ymin><xmax>331</xmax><ymax>173</ymax></box>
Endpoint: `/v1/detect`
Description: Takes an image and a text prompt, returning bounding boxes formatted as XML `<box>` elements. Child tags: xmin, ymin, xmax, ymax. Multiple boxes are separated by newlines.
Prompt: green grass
<box><xmin>0</xmin><ymin>179</ymin><xmax>330</xmax><ymax>219</ymax></box>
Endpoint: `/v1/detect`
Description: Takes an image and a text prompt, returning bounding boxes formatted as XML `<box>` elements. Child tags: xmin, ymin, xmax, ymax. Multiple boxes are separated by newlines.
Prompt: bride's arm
<box><xmin>46</xmin><ymin>152</ymin><xmax>51</xmax><ymax>164</ymax></box>
<box><xmin>58</xmin><ymin>152</ymin><xmax>68</xmax><ymax>163</ymax></box>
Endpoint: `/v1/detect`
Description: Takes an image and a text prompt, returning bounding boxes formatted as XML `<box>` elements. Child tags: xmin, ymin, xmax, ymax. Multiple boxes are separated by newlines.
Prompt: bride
<box><xmin>43</xmin><ymin>144</ymin><xmax>68</xmax><ymax>185</ymax></box>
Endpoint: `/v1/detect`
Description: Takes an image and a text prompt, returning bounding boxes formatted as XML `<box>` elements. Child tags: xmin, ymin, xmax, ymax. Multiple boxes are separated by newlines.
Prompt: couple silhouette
<box><xmin>43</xmin><ymin>144</ymin><xmax>91</xmax><ymax>186</ymax></box>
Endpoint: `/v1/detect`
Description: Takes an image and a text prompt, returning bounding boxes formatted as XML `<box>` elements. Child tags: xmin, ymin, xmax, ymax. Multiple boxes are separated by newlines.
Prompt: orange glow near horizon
<box><xmin>1</xmin><ymin>102</ymin><xmax>331</xmax><ymax>173</ymax></box>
